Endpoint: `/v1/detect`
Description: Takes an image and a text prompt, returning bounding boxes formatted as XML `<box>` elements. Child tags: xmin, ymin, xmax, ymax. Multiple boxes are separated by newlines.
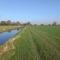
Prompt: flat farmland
<box><xmin>0</xmin><ymin>25</ymin><xmax>60</xmax><ymax>60</ymax></box>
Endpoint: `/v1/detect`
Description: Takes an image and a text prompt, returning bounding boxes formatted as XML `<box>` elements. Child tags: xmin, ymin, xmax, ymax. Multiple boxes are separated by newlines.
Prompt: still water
<box><xmin>0</xmin><ymin>29</ymin><xmax>20</xmax><ymax>45</ymax></box>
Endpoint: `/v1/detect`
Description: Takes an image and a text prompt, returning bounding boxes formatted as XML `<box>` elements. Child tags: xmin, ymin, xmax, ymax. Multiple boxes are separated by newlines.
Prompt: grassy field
<box><xmin>0</xmin><ymin>25</ymin><xmax>60</xmax><ymax>60</ymax></box>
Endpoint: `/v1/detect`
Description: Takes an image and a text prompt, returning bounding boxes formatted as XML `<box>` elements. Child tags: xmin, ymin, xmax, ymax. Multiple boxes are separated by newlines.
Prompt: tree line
<box><xmin>0</xmin><ymin>20</ymin><xmax>31</xmax><ymax>26</ymax></box>
<box><xmin>0</xmin><ymin>20</ymin><xmax>22</xmax><ymax>26</ymax></box>
<box><xmin>34</xmin><ymin>22</ymin><xmax>60</xmax><ymax>26</ymax></box>
<box><xmin>0</xmin><ymin>20</ymin><xmax>59</xmax><ymax>26</ymax></box>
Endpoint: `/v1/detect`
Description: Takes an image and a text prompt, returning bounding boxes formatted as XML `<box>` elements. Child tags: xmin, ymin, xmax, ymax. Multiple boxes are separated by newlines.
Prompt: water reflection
<box><xmin>0</xmin><ymin>29</ymin><xmax>20</xmax><ymax>45</ymax></box>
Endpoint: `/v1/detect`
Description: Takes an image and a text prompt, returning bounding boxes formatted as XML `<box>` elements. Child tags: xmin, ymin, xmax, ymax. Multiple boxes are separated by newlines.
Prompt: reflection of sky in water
<box><xmin>0</xmin><ymin>30</ymin><xmax>19</xmax><ymax>45</ymax></box>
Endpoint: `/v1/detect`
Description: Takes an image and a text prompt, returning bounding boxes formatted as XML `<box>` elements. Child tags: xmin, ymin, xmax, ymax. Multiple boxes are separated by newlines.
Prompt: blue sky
<box><xmin>0</xmin><ymin>0</ymin><xmax>60</xmax><ymax>24</ymax></box>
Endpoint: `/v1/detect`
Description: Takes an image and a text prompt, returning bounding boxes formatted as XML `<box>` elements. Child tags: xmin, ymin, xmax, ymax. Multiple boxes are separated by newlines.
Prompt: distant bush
<box><xmin>40</xmin><ymin>24</ymin><xmax>44</xmax><ymax>26</ymax></box>
<box><xmin>52</xmin><ymin>22</ymin><xmax>57</xmax><ymax>26</ymax></box>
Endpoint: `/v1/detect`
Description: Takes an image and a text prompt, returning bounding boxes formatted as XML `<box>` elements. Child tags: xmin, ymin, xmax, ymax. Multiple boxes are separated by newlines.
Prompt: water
<box><xmin>0</xmin><ymin>29</ymin><xmax>20</xmax><ymax>45</ymax></box>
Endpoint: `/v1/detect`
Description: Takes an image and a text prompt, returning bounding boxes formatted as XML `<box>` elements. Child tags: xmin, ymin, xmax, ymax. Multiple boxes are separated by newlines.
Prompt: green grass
<box><xmin>0</xmin><ymin>25</ymin><xmax>60</xmax><ymax>60</ymax></box>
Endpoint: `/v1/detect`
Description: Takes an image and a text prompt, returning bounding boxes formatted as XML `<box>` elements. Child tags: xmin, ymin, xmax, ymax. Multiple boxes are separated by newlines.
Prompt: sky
<box><xmin>0</xmin><ymin>0</ymin><xmax>60</xmax><ymax>24</ymax></box>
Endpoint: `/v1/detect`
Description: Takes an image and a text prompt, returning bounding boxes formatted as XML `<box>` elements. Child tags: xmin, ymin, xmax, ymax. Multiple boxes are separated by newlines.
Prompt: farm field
<box><xmin>0</xmin><ymin>25</ymin><xmax>60</xmax><ymax>60</ymax></box>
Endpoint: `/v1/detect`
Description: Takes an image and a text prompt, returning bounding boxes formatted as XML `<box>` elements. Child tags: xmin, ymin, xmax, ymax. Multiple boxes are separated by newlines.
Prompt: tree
<box><xmin>7</xmin><ymin>20</ymin><xmax>11</xmax><ymax>25</ymax></box>
<box><xmin>52</xmin><ymin>22</ymin><xmax>57</xmax><ymax>26</ymax></box>
<box><xmin>41</xmin><ymin>24</ymin><xmax>44</xmax><ymax>26</ymax></box>
<box><xmin>0</xmin><ymin>21</ymin><xmax>6</xmax><ymax>25</ymax></box>
<box><xmin>16</xmin><ymin>21</ymin><xmax>21</xmax><ymax>25</ymax></box>
<box><xmin>48</xmin><ymin>24</ymin><xmax>51</xmax><ymax>26</ymax></box>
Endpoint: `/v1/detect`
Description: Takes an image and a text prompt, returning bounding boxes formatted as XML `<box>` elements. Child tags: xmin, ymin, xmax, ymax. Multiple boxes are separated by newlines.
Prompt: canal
<box><xmin>0</xmin><ymin>29</ymin><xmax>20</xmax><ymax>45</ymax></box>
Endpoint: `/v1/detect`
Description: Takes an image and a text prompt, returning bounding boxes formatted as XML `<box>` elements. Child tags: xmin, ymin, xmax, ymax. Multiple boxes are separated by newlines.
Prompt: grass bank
<box><xmin>0</xmin><ymin>26</ymin><xmax>21</xmax><ymax>32</ymax></box>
